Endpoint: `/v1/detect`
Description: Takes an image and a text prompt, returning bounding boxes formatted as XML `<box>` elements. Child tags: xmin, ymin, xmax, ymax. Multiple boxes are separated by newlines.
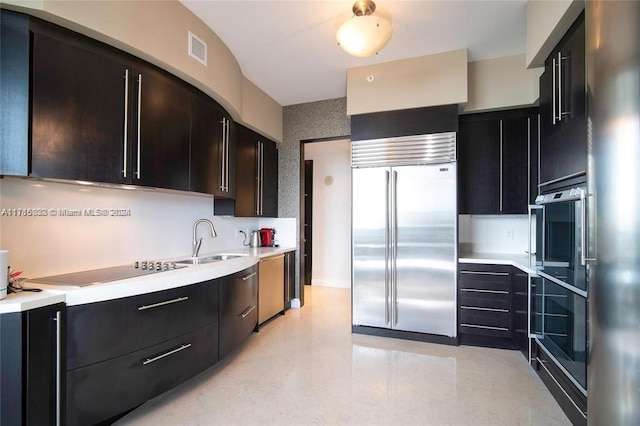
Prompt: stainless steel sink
<box><xmin>175</xmin><ymin>254</ymin><xmax>247</xmax><ymax>265</ymax></box>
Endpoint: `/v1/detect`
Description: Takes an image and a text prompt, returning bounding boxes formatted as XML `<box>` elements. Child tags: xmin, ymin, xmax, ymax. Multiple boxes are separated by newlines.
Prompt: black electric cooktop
<box><xmin>30</xmin><ymin>263</ymin><xmax>185</xmax><ymax>287</ymax></box>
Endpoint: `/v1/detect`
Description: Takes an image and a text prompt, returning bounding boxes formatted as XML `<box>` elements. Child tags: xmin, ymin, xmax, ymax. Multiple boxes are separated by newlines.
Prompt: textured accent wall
<box><xmin>280</xmin><ymin>97</ymin><xmax>351</xmax><ymax>300</ymax></box>
<box><xmin>280</xmin><ymin>97</ymin><xmax>351</xmax><ymax>217</ymax></box>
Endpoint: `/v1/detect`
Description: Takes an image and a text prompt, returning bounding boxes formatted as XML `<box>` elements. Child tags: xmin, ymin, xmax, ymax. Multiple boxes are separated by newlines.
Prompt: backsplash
<box><xmin>0</xmin><ymin>177</ymin><xmax>295</xmax><ymax>278</ymax></box>
<box><xmin>458</xmin><ymin>214</ymin><xmax>529</xmax><ymax>254</ymax></box>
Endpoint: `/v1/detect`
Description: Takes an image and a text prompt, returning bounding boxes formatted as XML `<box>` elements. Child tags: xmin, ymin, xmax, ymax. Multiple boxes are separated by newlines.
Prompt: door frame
<box><xmin>299</xmin><ymin>135</ymin><xmax>349</xmax><ymax>306</ymax></box>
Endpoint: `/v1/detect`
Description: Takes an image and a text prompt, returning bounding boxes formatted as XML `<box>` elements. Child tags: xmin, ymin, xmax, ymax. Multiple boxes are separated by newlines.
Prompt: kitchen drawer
<box><xmin>459</xmin><ymin>322</ymin><xmax>511</xmax><ymax>338</ymax></box>
<box><xmin>219</xmin><ymin>266</ymin><xmax>258</xmax><ymax>358</ymax></box>
<box><xmin>459</xmin><ymin>305</ymin><xmax>512</xmax><ymax>338</ymax></box>
<box><xmin>459</xmin><ymin>271</ymin><xmax>511</xmax><ymax>292</ymax></box>
<box><xmin>66</xmin><ymin>322</ymin><xmax>218</xmax><ymax>426</ymax></box>
<box><xmin>458</xmin><ymin>290</ymin><xmax>510</xmax><ymax>310</ymax></box>
<box><xmin>458</xmin><ymin>308</ymin><xmax>511</xmax><ymax>329</ymax></box>
<box><xmin>67</xmin><ymin>279</ymin><xmax>219</xmax><ymax>370</ymax></box>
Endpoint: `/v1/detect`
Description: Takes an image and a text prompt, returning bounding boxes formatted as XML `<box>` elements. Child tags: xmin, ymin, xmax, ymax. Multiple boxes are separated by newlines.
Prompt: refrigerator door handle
<box><xmin>385</xmin><ymin>170</ymin><xmax>390</xmax><ymax>325</ymax></box>
<box><xmin>392</xmin><ymin>170</ymin><xmax>399</xmax><ymax>326</ymax></box>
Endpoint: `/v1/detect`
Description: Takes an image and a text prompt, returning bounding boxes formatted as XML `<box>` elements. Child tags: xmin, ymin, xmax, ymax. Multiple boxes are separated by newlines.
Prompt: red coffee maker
<box><xmin>259</xmin><ymin>228</ymin><xmax>276</xmax><ymax>247</ymax></box>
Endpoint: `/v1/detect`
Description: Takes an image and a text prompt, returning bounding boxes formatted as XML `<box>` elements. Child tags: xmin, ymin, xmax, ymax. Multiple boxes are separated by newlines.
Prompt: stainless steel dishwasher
<box><xmin>258</xmin><ymin>254</ymin><xmax>285</xmax><ymax>324</ymax></box>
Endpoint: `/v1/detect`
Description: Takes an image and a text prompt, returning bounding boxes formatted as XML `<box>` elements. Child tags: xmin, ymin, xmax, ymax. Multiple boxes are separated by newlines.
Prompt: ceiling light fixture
<box><xmin>336</xmin><ymin>0</ymin><xmax>392</xmax><ymax>57</ymax></box>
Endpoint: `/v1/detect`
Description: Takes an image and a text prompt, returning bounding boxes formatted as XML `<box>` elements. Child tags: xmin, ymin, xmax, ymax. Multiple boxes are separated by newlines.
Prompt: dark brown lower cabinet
<box><xmin>0</xmin><ymin>303</ymin><xmax>65</xmax><ymax>426</ymax></box>
<box><xmin>66</xmin><ymin>322</ymin><xmax>218</xmax><ymax>426</ymax></box>
<box><xmin>64</xmin><ymin>266</ymin><xmax>259</xmax><ymax>425</ymax></box>
<box><xmin>458</xmin><ymin>263</ymin><xmax>528</xmax><ymax>353</ymax></box>
<box><xmin>219</xmin><ymin>266</ymin><xmax>258</xmax><ymax>359</ymax></box>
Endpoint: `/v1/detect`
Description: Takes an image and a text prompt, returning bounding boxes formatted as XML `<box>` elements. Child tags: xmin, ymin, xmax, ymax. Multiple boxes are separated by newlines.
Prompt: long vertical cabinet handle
<box><xmin>225</xmin><ymin>118</ymin><xmax>230</xmax><ymax>192</ymax></box>
<box><xmin>54</xmin><ymin>310</ymin><xmax>62</xmax><ymax>426</ymax></box>
<box><xmin>552</xmin><ymin>57</ymin><xmax>557</xmax><ymax>125</ymax></box>
<box><xmin>123</xmin><ymin>69</ymin><xmax>129</xmax><ymax>178</ymax></box>
<box><xmin>384</xmin><ymin>170</ymin><xmax>390</xmax><ymax>325</ymax></box>
<box><xmin>260</xmin><ymin>141</ymin><xmax>264</xmax><ymax>215</ymax></box>
<box><xmin>527</xmin><ymin>117</ymin><xmax>531</xmax><ymax>205</ymax></box>
<box><xmin>136</xmin><ymin>74</ymin><xmax>142</xmax><ymax>180</ymax></box>
<box><xmin>223</xmin><ymin>118</ymin><xmax>229</xmax><ymax>192</ymax></box>
<box><xmin>580</xmin><ymin>188</ymin><xmax>587</xmax><ymax>266</ymax></box>
<box><xmin>392</xmin><ymin>170</ymin><xmax>399</xmax><ymax>326</ymax></box>
<box><xmin>220</xmin><ymin>118</ymin><xmax>226</xmax><ymax>191</ymax></box>
<box><xmin>255</xmin><ymin>141</ymin><xmax>260</xmax><ymax>215</ymax></box>
<box><xmin>537</xmin><ymin>114</ymin><xmax>541</xmax><ymax>195</ymax></box>
<box><xmin>499</xmin><ymin>119</ymin><xmax>503</xmax><ymax>212</ymax></box>
<box><xmin>557</xmin><ymin>51</ymin><xmax>563</xmax><ymax>122</ymax></box>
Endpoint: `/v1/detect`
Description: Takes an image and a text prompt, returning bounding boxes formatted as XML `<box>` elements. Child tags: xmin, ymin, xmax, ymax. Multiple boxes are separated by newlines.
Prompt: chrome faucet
<box><xmin>192</xmin><ymin>219</ymin><xmax>217</xmax><ymax>258</ymax></box>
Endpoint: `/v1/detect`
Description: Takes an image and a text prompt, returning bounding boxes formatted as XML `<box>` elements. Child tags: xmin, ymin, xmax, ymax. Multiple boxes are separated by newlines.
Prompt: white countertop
<box><xmin>1</xmin><ymin>246</ymin><xmax>295</xmax><ymax>312</ymax></box>
<box><xmin>0</xmin><ymin>291</ymin><xmax>66</xmax><ymax>314</ymax></box>
<box><xmin>458</xmin><ymin>252</ymin><xmax>535</xmax><ymax>274</ymax></box>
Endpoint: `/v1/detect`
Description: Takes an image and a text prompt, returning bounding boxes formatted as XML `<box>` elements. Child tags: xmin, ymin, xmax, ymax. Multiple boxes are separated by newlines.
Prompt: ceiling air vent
<box><xmin>188</xmin><ymin>31</ymin><xmax>207</xmax><ymax>66</ymax></box>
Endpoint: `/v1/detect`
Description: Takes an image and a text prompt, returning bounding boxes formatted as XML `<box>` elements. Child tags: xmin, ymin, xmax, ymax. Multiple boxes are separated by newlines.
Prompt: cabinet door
<box><xmin>512</xmin><ymin>268</ymin><xmax>529</xmax><ymax>358</ymax></box>
<box><xmin>261</xmin><ymin>139</ymin><xmax>279</xmax><ymax>217</ymax></box>
<box><xmin>31</xmin><ymin>28</ymin><xmax>129</xmax><ymax>184</ymax></box>
<box><xmin>132</xmin><ymin>64</ymin><xmax>190</xmax><ymax>191</ymax></box>
<box><xmin>530</xmin><ymin>114</ymin><xmax>540</xmax><ymax>204</ymax></box>
<box><xmin>458</xmin><ymin>117</ymin><xmax>500</xmax><ymax>214</ymax></box>
<box><xmin>501</xmin><ymin>116</ymin><xmax>529</xmax><ymax>214</ymax></box>
<box><xmin>234</xmin><ymin>125</ymin><xmax>259</xmax><ymax>216</ymax></box>
<box><xmin>1</xmin><ymin>10</ymin><xmax>30</xmax><ymax>176</ymax></box>
<box><xmin>219</xmin><ymin>266</ymin><xmax>258</xmax><ymax>358</ymax></box>
<box><xmin>0</xmin><ymin>304</ymin><xmax>65</xmax><ymax>426</ymax></box>
<box><xmin>25</xmin><ymin>304</ymin><xmax>65</xmax><ymax>426</ymax></box>
<box><xmin>539</xmin><ymin>13</ymin><xmax>587</xmax><ymax>186</ymax></box>
<box><xmin>190</xmin><ymin>93</ymin><xmax>223</xmax><ymax>195</ymax></box>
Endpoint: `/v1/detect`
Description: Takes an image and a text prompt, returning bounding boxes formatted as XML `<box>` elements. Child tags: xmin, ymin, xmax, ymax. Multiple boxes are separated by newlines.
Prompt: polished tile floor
<box><xmin>117</xmin><ymin>286</ymin><xmax>570</xmax><ymax>425</ymax></box>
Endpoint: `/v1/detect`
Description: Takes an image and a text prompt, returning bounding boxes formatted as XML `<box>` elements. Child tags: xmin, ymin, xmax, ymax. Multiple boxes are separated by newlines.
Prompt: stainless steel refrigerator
<box><xmin>351</xmin><ymin>132</ymin><xmax>457</xmax><ymax>338</ymax></box>
<box><xmin>586</xmin><ymin>1</ymin><xmax>640</xmax><ymax>423</ymax></box>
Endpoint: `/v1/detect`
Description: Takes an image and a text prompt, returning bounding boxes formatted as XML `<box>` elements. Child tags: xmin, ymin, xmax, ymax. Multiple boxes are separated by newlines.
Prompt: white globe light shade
<box><xmin>336</xmin><ymin>15</ymin><xmax>393</xmax><ymax>57</ymax></box>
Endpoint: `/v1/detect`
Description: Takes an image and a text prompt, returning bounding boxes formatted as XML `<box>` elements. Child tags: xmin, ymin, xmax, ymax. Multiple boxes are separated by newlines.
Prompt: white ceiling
<box><xmin>180</xmin><ymin>0</ymin><xmax>528</xmax><ymax>107</ymax></box>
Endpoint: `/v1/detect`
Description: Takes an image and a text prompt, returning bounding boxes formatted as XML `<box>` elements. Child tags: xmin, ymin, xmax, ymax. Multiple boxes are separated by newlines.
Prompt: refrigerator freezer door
<box><xmin>352</xmin><ymin>167</ymin><xmax>390</xmax><ymax>328</ymax></box>
<box><xmin>393</xmin><ymin>164</ymin><xmax>457</xmax><ymax>336</ymax></box>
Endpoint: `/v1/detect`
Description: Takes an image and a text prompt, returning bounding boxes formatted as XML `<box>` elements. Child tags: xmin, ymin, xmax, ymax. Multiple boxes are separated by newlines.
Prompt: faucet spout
<box><xmin>192</xmin><ymin>219</ymin><xmax>217</xmax><ymax>258</ymax></box>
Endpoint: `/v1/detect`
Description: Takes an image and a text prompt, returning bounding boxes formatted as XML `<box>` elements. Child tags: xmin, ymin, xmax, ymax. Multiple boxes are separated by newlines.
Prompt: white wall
<box><xmin>0</xmin><ymin>177</ymin><xmax>295</xmax><ymax>278</ymax></box>
<box><xmin>464</xmin><ymin>54</ymin><xmax>543</xmax><ymax>113</ymax></box>
<box><xmin>304</xmin><ymin>139</ymin><xmax>351</xmax><ymax>288</ymax></box>
<box><xmin>525</xmin><ymin>0</ymin><xmax>584</xmax><ymax>68</ymax></box>
<box><xmin>346</xmin><ymin>49</ymin><xmax>468</xmax><ymax>115</ymax></box>
<box><xmin>458</xmin><ymin>214</ymin><xmax>529</xmax><ymax>254</ymax></box>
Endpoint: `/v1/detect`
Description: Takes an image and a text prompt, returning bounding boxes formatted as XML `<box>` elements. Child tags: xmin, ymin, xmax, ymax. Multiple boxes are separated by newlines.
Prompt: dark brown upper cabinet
<box><xmin>458</xmin><ymin>108</ymin><xmax>539</xmax><ymax>215</ymax></box>
<box><xmin>189</xmin><ymin>92</ymin><xmax>236</xmax><ymax>198</ymax></box>
<box><xmin>231</xmin><ymin>124</ymin><xmax>278</xmax><ymax>217</ymax></box>
<box><xmin>30</xmin><ymin>18</ymin><xmax>191</xmax><ymax>191</ymax></box>
<box><xmin>538</xmin><ymin>12</ymin><xmax>586</xmax><ymax>190</ymax></box>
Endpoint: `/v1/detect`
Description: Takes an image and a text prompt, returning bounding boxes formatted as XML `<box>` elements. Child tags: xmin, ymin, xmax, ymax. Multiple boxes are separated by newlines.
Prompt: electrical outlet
<box><xmin>506</xmin><ymin>229</ymin><xmax>514</xmax><ymax>240</ymax></box>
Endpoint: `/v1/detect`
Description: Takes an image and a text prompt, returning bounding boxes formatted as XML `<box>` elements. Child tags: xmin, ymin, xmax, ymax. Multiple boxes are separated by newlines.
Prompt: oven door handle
<box><xmin>580</xmin><ymin>189</ymin><xmax>597</xmax><ymax>265</ymax></box>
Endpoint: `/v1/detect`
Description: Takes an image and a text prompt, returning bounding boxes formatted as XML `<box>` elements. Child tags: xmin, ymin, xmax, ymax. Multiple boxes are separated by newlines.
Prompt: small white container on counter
<box><xmin>0</xmin><ymin>250</ymin><xmax>8</xmax><ymax>300</ymax></box>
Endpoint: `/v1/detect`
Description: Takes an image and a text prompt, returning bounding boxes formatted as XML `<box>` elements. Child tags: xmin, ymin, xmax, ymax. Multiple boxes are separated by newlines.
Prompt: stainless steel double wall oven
<box><xmin>529</xmin><ymin>185</ymin><xmax>588</xmax><ymax>418</ymax></box>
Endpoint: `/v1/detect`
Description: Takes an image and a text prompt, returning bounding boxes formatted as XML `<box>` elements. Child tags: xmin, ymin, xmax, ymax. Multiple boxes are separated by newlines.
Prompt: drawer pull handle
<box><xmin>460</xmin><ymin>288</ymin><xmax>509</xmax><ymax>295</ymax></box>
<box><xmin>241</xmin><ymin>272</ymin><xmax>257</xmax><ymax>281</ymax></box>
<box><xmin>241</xmin><ymin>304</ymin><xmax>257</xmax><ymax>319</ymax></box>
<box><xmin>142</xmin><ymin>343</ymin><xmax>192</xmax><ymax>365</ymax></box>
<box><xmin>460</xmin><ymin>306</ymin><xmax>509</xmax><ymax>313</ymax></box>
<box><xmin>460</xmin><ymin>271</ymin><xmax>509</xmax><ymax>276</ymax></box>
<box><xmin>138</xmin><ymin>296</ymin><xmax>189</xmax><ymax>311</ymax></box>
<box><xmin>460</xmin><ymin>323</ymin><xmax>509</xmax><ymax>331</ymax></box>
